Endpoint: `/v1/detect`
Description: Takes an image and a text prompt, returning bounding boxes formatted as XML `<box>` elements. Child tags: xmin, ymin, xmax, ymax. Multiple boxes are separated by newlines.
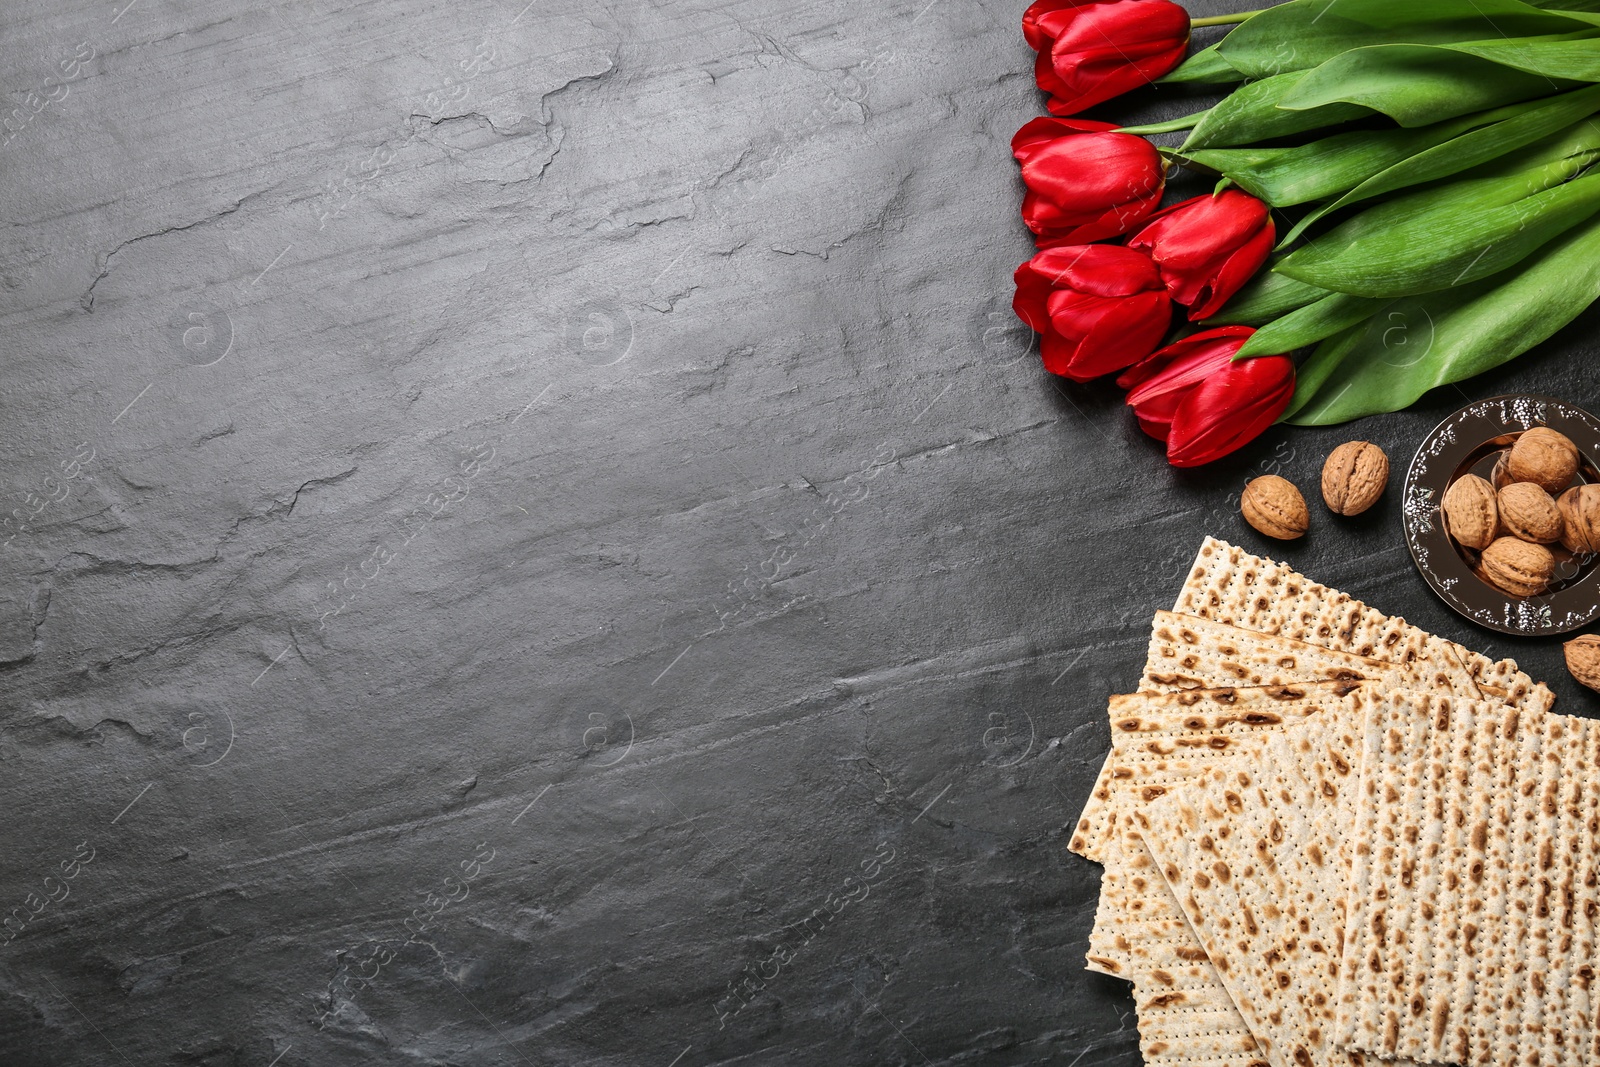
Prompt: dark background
<box><xmin>1</xmin><ymin>0</ymin><xmax>1596</xmax><ymax>1064</ymax></box>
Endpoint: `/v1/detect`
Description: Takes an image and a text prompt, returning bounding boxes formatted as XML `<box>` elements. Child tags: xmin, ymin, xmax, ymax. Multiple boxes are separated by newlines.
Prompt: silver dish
<box><xmin>1404</xmin><ymin>394</ymin><xmax>1600</xmax><ymax>636</ymax></box>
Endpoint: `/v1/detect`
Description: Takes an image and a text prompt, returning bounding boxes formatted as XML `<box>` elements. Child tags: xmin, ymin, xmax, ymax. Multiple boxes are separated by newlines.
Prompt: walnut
<box><xmin>1477</xmin><ymin>537</ymin><xmax>1555</xmax><ymax>598</ymax></box>
<box><xmin>1497</xmin><ymin>482</ymin><xmax>1563</xmax><ymax>544</ymax></box>
<box><xmin>1241</xmin><ymin>475</ymin><xmax>1308</xmax><ymax>541</ymax></box>
<box><xmin>1321</xmin><ymin>441</ymin><xmax>1388</xmax><ymax>516</ymax></box>
<box><xmin>1558</xmin><ymin>485</ymin><xmax>1600</xmax><ymax>555</ymax></box>
<box><xmin>1491</xmin><ymin>453</ymin><xmax>1514</xmax><ymax>490</ymax></box>
<box><xmin>1564</xmin><ymin>634</ymin><xmax>1600</xmax><ymax>693</ymax></box>
<box><xmin>1505</xmin><ymin>426</ymin><xmax>1580</xmax><ymax>494</ymax></box>
<box><xmin>1441</xmin><ymin>474</ymin><xmax>1498</xmax><ymax>551</ymax></box>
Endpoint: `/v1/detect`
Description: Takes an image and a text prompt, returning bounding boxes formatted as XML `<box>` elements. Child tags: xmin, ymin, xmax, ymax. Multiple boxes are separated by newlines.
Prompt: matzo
<box><xmin>1077</xmin><ymin>604</ymin><xmax>1501</xmax><ymax>867</ymax></box>
<box><xmin>1140</xmin><ymin>610</ymin><xmax>1382</xmax><ymax>693</ymax></box>
<box><xmin>1333</xmin><ymin>693</ymin><xmax>1600</xmax><ymax>1066</ymax></box>
<box><xmin>1074</xmin><ymin>679</ymin><xmax>1370</xmax><ymax>865</ymax></box>
<box><xmin>1173</xmin><ymin>537</ymin><xmax>1548</xmax><ymax>709</ymax></box>
<box><xmin>1139</xmin><ymin>691</ymin><xmax>1423</xmax><ymax>1067</ymax></box>
<box><xmin>1568</xmin><ymin>721</ymin><xmax>1600</xmax><ymax>1065</ymax></box>
<box><xmin>1061</xmin><ymin>537</ymin><xmax>1579</xmax><ymax>1067</ymax></box>
<box><xmin>1081</xmin><ymin>683</ymin><xmax>1369</xmax><ymax>1067</ymax></box>
<box><xmin>1132</xmin><ymin>959</ymin><xmax>1268</xmax><ymax>1067</ymax></box>
<box><xmin>1080</xmin><ymin>683</ymin><xmax>1365</xmax><ymax>972</ymax></box>
<box><xmin>1488</xmin><ymin>712</ymin><xmax>1561</xmax><ymax>1067</ymax></box>
<box><xmin>1074</xmin><ymin>540</ymin><xmax>1551</xmax><ymax>870</ymax></box>
<box><xmin>1085</xmin><ymin>694</ymin><xmax>1363</xmax><ymax>1067</ymax></box>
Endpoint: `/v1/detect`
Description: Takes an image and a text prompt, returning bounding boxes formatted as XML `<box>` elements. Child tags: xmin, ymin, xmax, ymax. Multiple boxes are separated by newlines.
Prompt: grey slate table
<box><xmin>2</xmin><ymin>0</ymin><xmax>1597</xmax><ymax>1063</ymax></box>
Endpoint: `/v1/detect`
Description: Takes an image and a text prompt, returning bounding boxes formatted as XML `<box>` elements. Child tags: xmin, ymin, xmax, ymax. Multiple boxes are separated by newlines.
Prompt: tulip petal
<box><xmin>1023</xmin><ymin>0</ymin><xmax>1093</xmax><ymax>52</ymax></box>
<box><xmin>1123</xmin><ymin>329</ymin><xmax>1246</xmax><ymax>408</ymax></box>
<box><xmin>1136</xmin><ymin>413</ymin><xmax>1174</xmax><ymax>442</ymax></box>
<box><xmin>1030</xmin><ymin>197</ymin><xmax>1165</xmax><ymax>245</ymax></box>
<box><xmin>1119</xmin><ymin>325</ymin><xmax>1254</xmax><ymax>422</ymax></box>
<box><xmin>1068</xmin><ymin>291</ymin><xmax>1173</xmax><ymax>378</ymax></box>
<box><xmin>1044</xmin><ymin>0</ymin><xmax>1191</xmax><ymax>114</ymax></box>
<box><xmin>1035</xmin><ymin>48</ymin><xmax>1075</xmax><ymax>106</ymax></box>
<box><xmin>1187</xmin><ymin>220</ymin><xmax>1276</xmax><ymax>320</ymax></box>
<box><xmin>1166</xmin><ymin>355</ymin><xmax>1295</xmax><ymax>467</ymax></box>
<box><xmin>1011</xmin><ymin>116</ymin><xmax>1119</xmax><ymax>163</ymax></box>
<box><xmin>1037</xmin><ymin>243</ymin><xmax>1165</xmax><ymax>298</ymax></box>
<box><xmin>1017</xmin><ymin>128</ymin><xmax>1166</xmax><ymax>242</ymax></box>
<box><xmin>1012</xmin><ymin>261</ymin><xmax>1055</xmax><ymax>334</ymax></box>
<box><xmin>1130</xmin><ymin>190</ymin><xmax>1274</xmax><ymax>313</ymax></box>
<box><xmin>1022</xmin><ymin>137</ymin><xmax>1163</xmax><ymax>207</ymax></box>
<box><xmin>1022</xmin><ymin>246</ymin><xmax>1171</xmax><ymax>380</ymax></box>
<box><xmin>1039</xmin><ymin>327</ymin><xmax>1082</xmax><ymax>378</ymax></box>
<box><xmin>1015</xmin><ymin>245</ymin><xmax>1136</xmax><ymax>333</ymax></box>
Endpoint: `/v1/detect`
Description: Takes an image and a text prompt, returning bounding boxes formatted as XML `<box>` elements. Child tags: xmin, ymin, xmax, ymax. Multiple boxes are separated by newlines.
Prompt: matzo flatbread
<box><xmin>1173</xmin><ymin>537</ymin><xmax>1548</xmax><ymax>710</ymax></box>
<box><xmin>1074</xmin><ymin>540</ymin><xmax>1550</xmax><ymax>871</ymax></box>
<box><xmin>1567</xmin><ymin>721</ymin><xmax>1600</xmax><ymax>1065</ymax></box>
<box><xmin>1458</xmin><ymin>702</ymin><xmax>1526</xmax><ymax>1067</ymax></box>
<box><xmin>1140</xmin><ymin>610</ymin><xmax>1386</xmax><ymax>692</ymax></box>
<box><xmin>1132</xmin><ymin>957</ymin><xmax>1268</xmax><ymax>1067</ymax></box>
<box><xmin>1074</xmin><ymin>680</ymin><xmax>1369</xmax><ymax>865</ymax></box>
<box><xmin>1062</xmin><ymin>537</ymin><xmax>1577</xmax><ymax>1067</ymax></box>
<box><xmin>1083</xmin><ymin>681</ymin><xmax>1369</xmax><ymax>1067</ymax></box>
<box><xmin>1077</xmin><ymin>606</ymin><xmax>1497</xmax><ymax>868</ymax></box>
<box><xmin>1081</xmin><ymin>683</ymin><xmax>1365</xmax><ymax>974</ymax></box>
<box><xmin>1333</xmin><ymin>693</ymin><xmax>1600</xmax><ymax>1066</ymax></box>
<box><xmin>1139</xmin><ymin>691</ymin><xmax>1420</xmax><ymax>1067</ymax></box>
<box><xmin>1484</xmin><ymin>712</ymin><xmax>1565</xmax><ymax>1067</ymax></box>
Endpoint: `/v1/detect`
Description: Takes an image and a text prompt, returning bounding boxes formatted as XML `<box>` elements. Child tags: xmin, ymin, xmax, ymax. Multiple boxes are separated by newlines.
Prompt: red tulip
<box><xmin>1127</xmin><ymin>189</ymin><xmax>1274</xmax><ymax>321</ymax></box>
<box><xmin>1118</xmin><ymin>326</ymin><xmax>1294</xmax><ymax>467</ymax></box>
<box><xmin>1023</xmin><ymin>0</ymin><xmax>1190</xmax><ymax>116</ymax></box>
<box><xmin>1012</xmin><ymin>117</ymin><xmax>1166</xmax><ymax>245</ymax></box>
<box><xmin>1014</xmin><ymin>244</ymin><xmax>1172</xmax><ymax>381</ymax></box>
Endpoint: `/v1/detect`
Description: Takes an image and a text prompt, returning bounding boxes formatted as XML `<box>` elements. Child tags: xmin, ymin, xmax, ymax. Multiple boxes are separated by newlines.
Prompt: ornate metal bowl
<box><xmin>1404</xmin><ymin>394</ymin><xmax>1600</xmax><ymax>636</ymax></box>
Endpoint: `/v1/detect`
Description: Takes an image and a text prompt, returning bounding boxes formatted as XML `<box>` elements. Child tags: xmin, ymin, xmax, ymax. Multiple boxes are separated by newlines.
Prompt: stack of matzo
<box><xmin>1071</xmin><ymin>536</ymin><xmax>1600</xmax><ymax>1067</ymax></box>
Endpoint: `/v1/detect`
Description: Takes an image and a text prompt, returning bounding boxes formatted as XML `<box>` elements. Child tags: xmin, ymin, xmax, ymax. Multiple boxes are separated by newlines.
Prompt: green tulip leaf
<box><xmin>1181</xmin><ymin>109</ymin><xmax>1498</xmax><ymax>207</ymax></box>
<box><xmin>1214</xmin><ymin>0</ymin><xmax>1598</xmax><ymax>78</ymax></box>
<box><xmin>1276</xmin><ymin>149</ymin><xmax>1600</xmax><ymax>297</ymax></box>
<box><xmin>1236</xmin><ymin>292</ymin><xmax>1387</xmax><ymax>358</ymax></box>
<box><xmin>1182</xmin><ymin>70</ymin><xmax>1374</xmax><ymax>151</ymax></box>
<box><xmin>1159</xmin><ymin>44</ymin><xmax>1243</xmax><ymax>85</ymax></box>
<box><xmin>1285</xmin><ymin>213</ymin><xmax>1600</xmax><ymax>425</ymax></box>
<box><xmin>1530</xmin><ymin>0</ymin><xmax>1600</xmax><ymax>13</ymax></box>
<box><xmin>1277</xmin><ymin>322</ymin><xmax>1366</xmax><ymax>422</ymax></box>
<box><xmin>1202</xmin><ymin>269</ymin><xmax>1333</xmax><ymax>326</ymax></box>
<box><xmin>1280</xmin><ymin>84</ymin><xmax>1600</xmax><ymax>245</ymax></box>
<box><xmin>1315</xmin><ymin>0</ymin><xmax>1600</xmax><ymax>28</ymax></box>
<box><xmin>1278</xmin><ymin>44</ymin><xmax>1578</xmax><ymax>127</ymax></box>
<box><xmin>1448</xmin><ymin>35</ymin><xmax>1600</xmax><ymax>81</ymax></box>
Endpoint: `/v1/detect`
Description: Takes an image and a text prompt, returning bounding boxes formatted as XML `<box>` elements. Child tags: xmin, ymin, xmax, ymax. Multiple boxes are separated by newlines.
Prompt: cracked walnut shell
<box><xmin>1321</xmin><ymin>441</ymin><xmax>1388</xmax><ymax>516</ymax></box>
<box><xmin>1441</xmin><ymin>474</ymin><xmax>1498</xmax><ymax>551</ymax></box>
<box><xmin>1505</xmin><ymin>426</ymin><xmax>1580</xmax><ymax>494</ymax></box>
<box><xmin>1497</xmin><ymin>482</ymin><xmax>1563</xmax><ymax>544</ymax></box>
<box><xmin>1478</xmin><ymin>537</ymin><xmax>1555</xmax><ymax>598</ymax></box>
<box><xmin>1241</xmin><ymin>475</ymin><xmax>1308</xmax><ymax>541</ymax></box>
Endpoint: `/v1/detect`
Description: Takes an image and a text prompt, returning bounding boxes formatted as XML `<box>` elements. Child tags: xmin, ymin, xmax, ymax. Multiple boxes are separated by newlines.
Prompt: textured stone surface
<box><xmin>0</xmin><ymin>0</ymin><xmax>1596</xmax><ymax>1064</ymax></box>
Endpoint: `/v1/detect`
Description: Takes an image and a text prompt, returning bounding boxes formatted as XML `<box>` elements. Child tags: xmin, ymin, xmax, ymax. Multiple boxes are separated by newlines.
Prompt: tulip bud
<box><xmin>1128</xmin><ymin>189</ymin><xmax>1274</xmax><ymax>320</ymax></box>
<box><xmin>1023</xmin><ymin>0</ymin><xmax>1191</xmax><ymax>116</ymax></box>
<box><xmin>1119</xmin><ymin>326</ymin><xmax>1295</xmax><ymax>467</ymax></box>
<box><xmin>1012</xmin><ymin>117</ymin><xmax>1167</xmax><ymax>245</ymax></box>
<box><xmin>1013</xmin><ymin>245</ymin><xmax>1173</xmax><ymax>381</ymax></box>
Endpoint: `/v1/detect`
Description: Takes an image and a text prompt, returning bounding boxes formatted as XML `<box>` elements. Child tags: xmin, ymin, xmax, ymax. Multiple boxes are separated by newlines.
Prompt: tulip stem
<box><xmin>1117</xmin><ymin>112</ymin><xmax>1205</xmax><ymax>135</ymax></box>
<box><xmin>1190</xmin><ymin>9</ymin><xmax>1266</xmax><ymax>27</ymax></box>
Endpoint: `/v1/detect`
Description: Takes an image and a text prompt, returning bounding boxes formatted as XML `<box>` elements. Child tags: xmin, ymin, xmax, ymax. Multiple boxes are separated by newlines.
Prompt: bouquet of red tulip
<box><xmin>1012</xmin><ymin>0</ymin><xmax>1600</xmax><ymax>466</ymax></box>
